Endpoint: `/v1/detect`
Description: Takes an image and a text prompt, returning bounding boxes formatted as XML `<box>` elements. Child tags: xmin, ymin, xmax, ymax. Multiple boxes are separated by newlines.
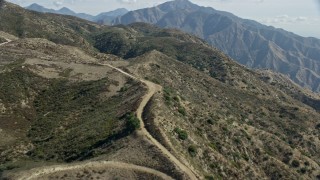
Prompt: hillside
<box><xmin>0</xmin><ymin>37</ymin><xmax>142</xmax><ymax>165</ymax></box>
<box><xmin>87</xmin><ymin>22</ymin><xmax>320</xmax><ymax>179</ymax></box>
<box><xmin>0</xmin><ymin>1</ymin><xmax>320</xmax><ymax>179</ymax></box>
<box><xmin>0</xmin><ymin>1</ymin><xmax>100</xmax><ymax>51</ymax></box>
<box><xmin>0</xmin><ymin>36</ymin><xmax>188</xmax><ymax>180</ymax></box>
<box><xmin>114</xmin><ymin>0</ymin><xmax>320</xmax><ymax>92</ymax></box>
<box><xmin>127</xmin><ymin>50</ymin><xmax>320</xmax><ymax>179</ymax></box>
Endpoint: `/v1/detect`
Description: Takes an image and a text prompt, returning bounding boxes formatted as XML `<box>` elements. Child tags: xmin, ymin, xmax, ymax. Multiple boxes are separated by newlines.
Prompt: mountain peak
<box><xmin>174</xmin><ymin>0</ymin><xmax>191</xmax><ymax>3</ymax></box>
<box><xmin>26</xmin><ymin>3</ymin><xmax>53</xmax><ymax>13</ymax></box>
<box><xmin>159</xmin><ymin>0</ymin><xmax>199</xmax><ymax>12</ymax></box>
<box><xmin>27</xmin><ymin>3</ymin><xmax>43</xmax><ymax>8</ymax></box>
<box><xmin>173</xmin><ymin>0</ymin><xmax>196</xmax><ymax>5</ymax></box>
<box><xmin>58</xmin><ymin>7</ymin><xmax>75</xmax><ymax>15</ymax></box>
<box><xmin>98</xmin><ymin>8</ymin><xmax>129</xmax><ymax>17</ymax></box>
<box><xmin>59</xmin><ymin>7</ymin><xmax>72</xmax><ymax>11</ymax></box>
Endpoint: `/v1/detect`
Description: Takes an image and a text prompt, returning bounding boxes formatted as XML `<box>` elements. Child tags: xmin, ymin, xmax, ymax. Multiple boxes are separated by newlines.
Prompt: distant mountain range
<box><xmin>26</xmin><ymin>3</ymin><xmax>128</xmax><ymax>24</ymax></box>
<box><xmin>113</xmin><ymin>0</ymin><xmax>320</xmax><ymax>92</ymax></box>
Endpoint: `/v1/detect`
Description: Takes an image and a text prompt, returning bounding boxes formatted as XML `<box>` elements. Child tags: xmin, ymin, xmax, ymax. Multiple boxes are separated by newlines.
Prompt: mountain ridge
<box><xmin>26</xmin><ymin>3</ymin><xmax>94</xmax><ymax>20</ymax></box>
<box><xmin>114</xmin><ymin>0</ymin><xmax>320</xmax><ymax>92</ymax></box>
<box><xmin>26</xmin><ymin>3</ymin><xmax>128</xmax><ymax>24</ymax></box>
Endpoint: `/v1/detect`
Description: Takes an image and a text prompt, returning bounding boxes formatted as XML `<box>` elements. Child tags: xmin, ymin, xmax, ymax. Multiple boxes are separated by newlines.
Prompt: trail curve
<box><xmin>16</xmin><ymin>161</ymin><xmax>174</xmax><ymax>180</ymax></box>
<box><xmin>100</xmin><ymin>63</ymin><xmax>199</xmax><ymax>180</ymax></box>
<box><xmin>0</xmin><ymin>38</ymin><xmax>11</xmax><ymax>46</ymax></box>
<box><xmin>14</xmin><ymin>62</ymin><xmax>198</xmax><ymax>180</ymax></box>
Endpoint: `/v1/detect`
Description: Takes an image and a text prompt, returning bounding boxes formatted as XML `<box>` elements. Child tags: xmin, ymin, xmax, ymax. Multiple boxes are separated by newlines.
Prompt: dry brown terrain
<box><xmin>1</xmin><ymin>2</ymin><xmax>320</xmax><ymax>179</ymax></box>
<box><xmin>0</xmin><ymin>37</ymin><xmax>191</xmax><ymax>180</ymax></box>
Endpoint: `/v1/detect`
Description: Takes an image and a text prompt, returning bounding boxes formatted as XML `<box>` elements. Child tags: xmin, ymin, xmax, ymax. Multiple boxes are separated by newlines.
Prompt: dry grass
<box><xmin>126</xmin><ymin>50</ymin><xmax>320</xmax><ymax>179</ymax></box>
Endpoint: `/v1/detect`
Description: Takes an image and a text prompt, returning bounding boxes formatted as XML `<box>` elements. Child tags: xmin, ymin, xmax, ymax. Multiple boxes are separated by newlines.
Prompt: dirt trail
<box><xmin>0</xmin><ymin>38</ymin><xmax>12</xmax><ymax>46</ymax></box>
<box><xmin>16</xmin><ymin>161</ymin><xmax>174</xmax><ymax>180</ymax></box>
<box><xmin>101</xmin><ymin>64</ymin><xmax>199</xmax><ymax>180</ymax></box>
<box><xmin>15</xmin><ymin>63</ymin><xmax>198</xmax><ymax>180</ymax></box>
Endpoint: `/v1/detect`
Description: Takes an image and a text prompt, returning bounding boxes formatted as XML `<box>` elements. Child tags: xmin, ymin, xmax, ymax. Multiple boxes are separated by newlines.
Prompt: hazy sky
<box><xmin>7</xmin><ymin>0</ymin><xmax>320</xmax><ymax>38</ymax></box>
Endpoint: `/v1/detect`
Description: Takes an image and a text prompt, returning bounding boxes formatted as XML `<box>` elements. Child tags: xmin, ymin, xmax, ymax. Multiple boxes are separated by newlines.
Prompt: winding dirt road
<box><xmin>14</xmin><ymin>62</ymin><xmax>198</xmax><ymax>179</ymax></box>
<box><xmin>101</xmin><ymin>63</ymin><xmax>198</xmax><ymax>180</ymax></box>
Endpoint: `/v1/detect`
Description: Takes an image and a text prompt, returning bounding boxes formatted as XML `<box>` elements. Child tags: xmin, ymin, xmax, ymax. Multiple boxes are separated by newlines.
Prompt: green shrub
<box><xmin>178</xmin><ymin>107</ymin><xmax>187</xmax><ymax>116</ymax></box>
<box><xmin>125</xmin><ymin>112</ymin><xmax>140</xmax><ymax>132</ymax></box>
<box><xmin>174</xmin><ymin>127</ymin><xmax>188</xmax><ymax>140</ymax></box>
<box><xmin>207</xmin><ymin>119</ymin><xmax>214</xmax><ymax>125</ymax></box>
<box><xmin>188</xmin><ymin>145</ymin><xmax>197</xmax><ymax>157</ymax></box>
<box><xmin>209</xmin><ymin>142</ymin><xmax>217</xmax><ymax>150</ymax></box>
<box><xmin>119</xmin><ymin>86</ymin><xmax>128</xmax><ymax>92</ymax></box>
<box><xmin>299</xmin><ymin>167</ymin><xmax>307</xmax><ymax>174</ymax></box>
<box><xmin>173</xmin><ymin>96</ymin><xmax>179</xmax><ymax>101</ymax></box>
<box><xmin>233</xmin><ymin>137</ymin><xmax>241</xmax><ymax>144</ymax></box>
<box><xmin>209</xmin><ymin>163</ymin><xmax>218</xmax><ymax>169</ymax></box>
<box><xmin>304</xmin><ymin>161</ymin><xmax>310</xmax><ymax>166</ymax></box>
<box><xmin>163</xmin><ymin>87</ymin><xmax>174</xmax><ymax>104</ymax></box>
<box><xmin>205</xmin><ymin>175</ymin><xmax>214</xmax><ymax>180</ymax></box>
<box><xmin>291</xmin><ymin>160</ymin><xmax>300</xmax><ymax>168</ymax></box>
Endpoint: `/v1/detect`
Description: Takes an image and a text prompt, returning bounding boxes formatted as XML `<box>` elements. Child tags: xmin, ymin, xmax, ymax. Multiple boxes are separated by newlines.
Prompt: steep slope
<box><xmin>114</xmin><ymin>0</ymin><xmax>320</xmax><ymax>92</ymax></box>
<box><xmin>0</xmin><ymin>1</ymin><xmax>100</xmax><ymax>51</ymax></box>
<box><xmin>92</xmin><ymin>23</ymin><xmax>227</xmax><ymax>81</ymax></box>
<box><xmin>91</xmin><ymin>23</ymin><xmax>320</xmax><ymax>179</ymax></box>
<box><xmin>0</xmin><ymin>37</ymin><xmax>144</xmax><ymax>163</ymax></box>
<box><xmin>126</xmin><ymin>50</ymin><xmax>320</xmax><ymax>179</ymax></box>
<box><xmin>91</xmin><ymin>23</ymin><xmax>320</xmax><ymax>111</ymax></box>
<box><xmin>94</xmin><ymin>8</ymin><xmax>129</xmax><ymax>25</ymax></box>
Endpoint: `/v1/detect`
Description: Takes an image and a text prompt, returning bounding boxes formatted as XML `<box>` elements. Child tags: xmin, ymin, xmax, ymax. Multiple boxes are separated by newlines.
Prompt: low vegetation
<box><xmin>174</xmin><ymin>127</ymin><xmax>188</xmax><ymax>140</ymax></box>
<box><xmin>92</xmin><ymin>24</ymin><xmax>228</xmax><ymax>82</ymax></box>
<box><xmin>0</xmin><ymin>63</ymin><xmax>145</xmax><ymax>168</ymax></box>
<box><xmin>128</xmin><ymin>45</ymin><xmax>320</xmax><ymax>179</ymax></box>
<box><xmin>0</xmin><ymin>1</ymin><xmax>100</xmax><ymax>51</ymax></box>
<box><xmin>163</xmin><ymin>87</ymin><xmax>187</xmax><ymax>116</ymax></box>
<box><xmin>29</xmin><ymin>77</ymin><xmax>124</xmax><ymax>161</ymax></box>
<box><xmin>188</xmin><ymin>145</ymin><xmax>197</xmax><ymax>157</ymax></box>
<box><xmin>124</xmin><ymin>112</ymin><xmax>140</xmax><ymax>132</ymax></box>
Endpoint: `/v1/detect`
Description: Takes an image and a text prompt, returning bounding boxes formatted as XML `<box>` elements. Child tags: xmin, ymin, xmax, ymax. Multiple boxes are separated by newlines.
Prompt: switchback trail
<box><xmin>100</xmin><ymin>63</ymin><xmax>199</xmax><ymax>180</ymax></box>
